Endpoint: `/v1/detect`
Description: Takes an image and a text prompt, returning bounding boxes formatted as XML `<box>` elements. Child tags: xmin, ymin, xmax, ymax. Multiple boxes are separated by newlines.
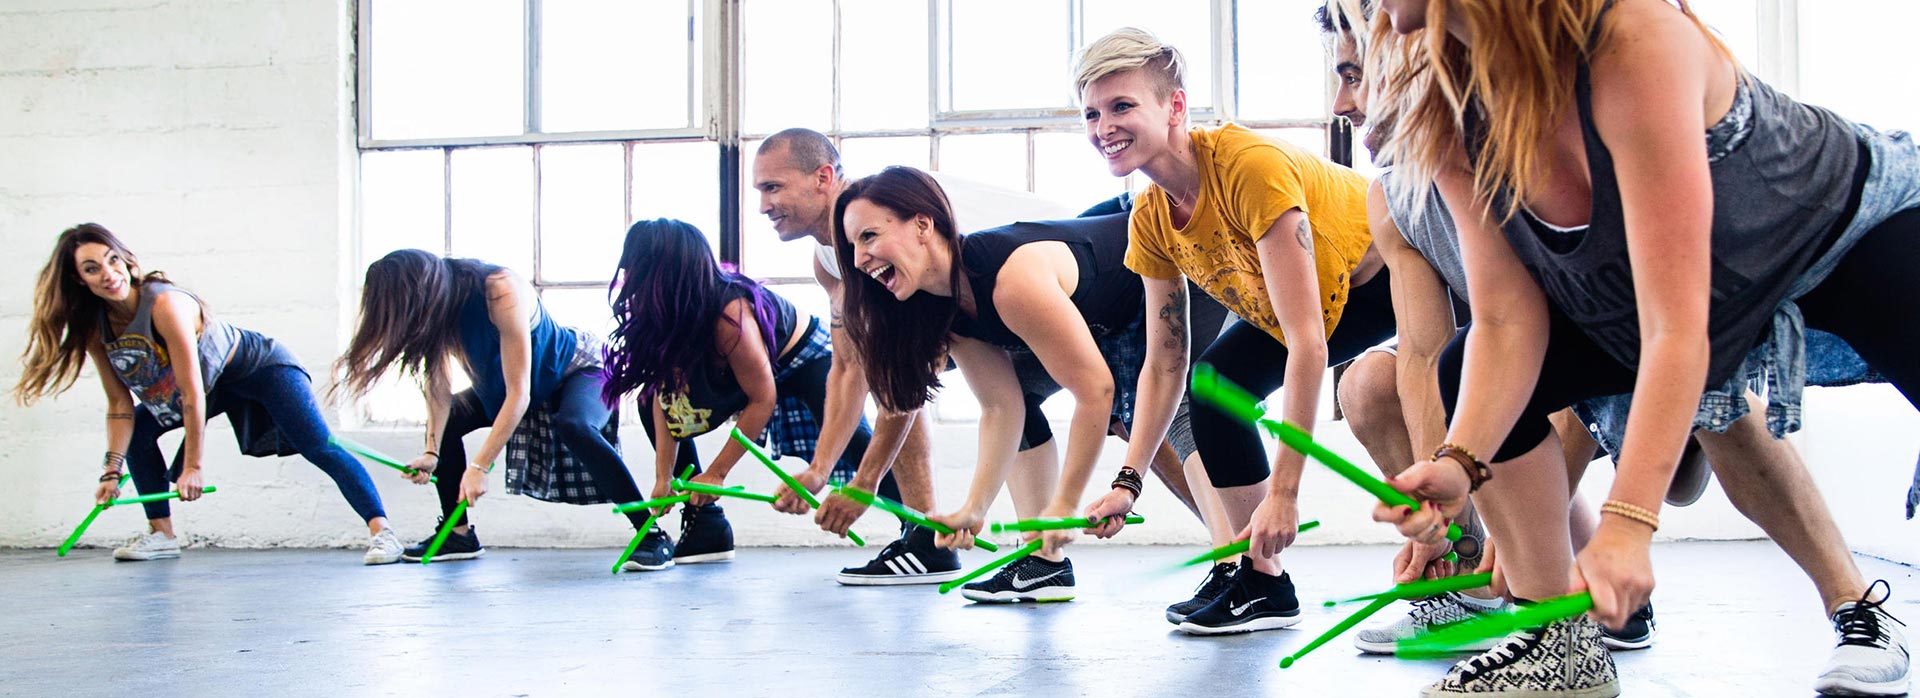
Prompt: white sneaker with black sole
<box><xmin>836</xmin><ymin>525</ymin><xmax>962</xmax><ymax>586</ymax></box>
<box><xmin>959</xmin><ymin>556</ymin><xmax>1075</xmax><ymax>603</ymax></box>
<box><xmin>1176</xmin><ymin>568</ymin><xmax>1302</xmax><ymax>635</ymax></box>
<box><xmin>1815</xmin><ymin>581</ymin><xmax>1910</xmax><ymax>697</ymax></box>
<box><xmin>1422</xmin><ymin>614</ymin><xmax>1620</xmax><ymax>698</ymax></box>
<box><xmin>1356</xmin><ymin>592</ymin><xmax>1508</xmax><ymax>654</ymax></box>
<box><xmin>113</xmin><ymin>531</ymin><xmax>181</xmax><ymax>561</ymax></box>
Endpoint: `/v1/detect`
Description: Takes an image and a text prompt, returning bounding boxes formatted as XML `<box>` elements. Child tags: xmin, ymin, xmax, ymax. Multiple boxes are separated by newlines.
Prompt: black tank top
<box><xmin>952</xmin><ymin>213</ymin><xmax>1142</xmax><ymax>351</ymax></box>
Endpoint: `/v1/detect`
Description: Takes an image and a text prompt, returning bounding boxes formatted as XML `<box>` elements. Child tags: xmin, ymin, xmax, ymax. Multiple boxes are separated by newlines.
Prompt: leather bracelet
<box><xmin>99</xmin><ymin>470</ymin><xmax>125</xmax><ymax>483</ymax></box>
<box><xmin>1110</xmin><ymin>466</ymin><xmax>1144</xmax><ymax>500</ymax></box>
<box><xmin>422</xmin><ymin>450</ymin><xmax>439</xmax><ymax>458</ymax></box>
<box><xmin>1600</xmin><ymin>499</ymin><xmax>1660</xmax><ymax>531</ymax></box>
<box><xmin>1433</xmin><ymin>443</ymin><xmax>1492</xmax><ymax>492</ymax></box>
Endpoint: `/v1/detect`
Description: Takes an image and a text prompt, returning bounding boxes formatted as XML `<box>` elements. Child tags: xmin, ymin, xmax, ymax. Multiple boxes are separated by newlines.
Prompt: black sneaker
<box><xmin>1599</xmin><ymin>602</ymin><xmax>1656</xmax><ymax>650</ymax></box>
<box><xmin>959</xmin><ymin>556</ymin><xmax>1076</xmax><ymax>603</ymax></box>
<box><xmin>620</xmin><ymin>524</ymin><xmax>676</xmax><ymax>572</ymax></box>
<box><xmin>836</xmin><ymin>525</ymin><xmax>962</xmax><ymax>586</ymax></box>
<box><xmin>1176</xmin><ymin>567</ymin><xmax>1302</xmax><ymax>635</ymax></box>
<box><xmin>673</xmin><ymin>503</ymin><xmax>735</xmax><ymax>563</ymax></box>
<box><xmin>1166</xmin><ymin>561</ymin><xmax>1239</xmax><ymax>624</ymax></box>
<box><xmin>401</xmin><ymin>521</ymin><xmax>485</xmax><ymax>562</ymax></box>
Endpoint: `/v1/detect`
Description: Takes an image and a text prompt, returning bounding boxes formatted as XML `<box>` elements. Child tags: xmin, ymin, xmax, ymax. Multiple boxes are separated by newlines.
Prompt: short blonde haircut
<box><xmin>1072</xmin><ymin>27</ymin><xmax>1185</xmax><ymax>102</ymax></box>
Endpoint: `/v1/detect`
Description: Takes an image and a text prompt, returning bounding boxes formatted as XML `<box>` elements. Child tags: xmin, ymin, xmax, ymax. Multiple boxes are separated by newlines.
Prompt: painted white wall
<box><xmin>0</xmin><ymin>1</ymin><xmax>1913</xmax><ymax>568</ymax></box>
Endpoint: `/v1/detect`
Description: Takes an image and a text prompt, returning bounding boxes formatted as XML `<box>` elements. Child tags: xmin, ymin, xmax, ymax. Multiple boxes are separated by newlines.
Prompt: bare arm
<box><xmin>946</xmin><ymin>334</ymin><xmax>1027</xmax><ymax>525</ymax></box>
<box><xmin>88</xmin><ymin>342</ymin><xmax>136</xmax><ymax>502</ymax></box>
<box><xmin>148</xmin><ymin>291</ymin><xmax>210</xmax><ymax>497</ymax></box>
<box><xmin>1253</xmin><ymin>209</ymin><xmax>1329</xmax><ymax>501</ymax></box>
<box><xmin>995</xmin><ymin>251</ymin><xmax>1116</xmax><ymax>516</ymax></box>
<box><xmin>1371</xmin><ymin>182</ymin><xmax>1458</xmax><ymax>457</ymax></box>
<box><xmin>470</xmin><ymin>273</ymin><xmax>537</xmax><ymax>471</ymax></box>
<box><xmin>806</xmin><ymin>260</ymin><xmax>878</xmax><ymax>480</ymax></box>
<box><xmin>701</xmin><ymin>298</ymin><xmax>780</xmax><ymax>482</ymax></box>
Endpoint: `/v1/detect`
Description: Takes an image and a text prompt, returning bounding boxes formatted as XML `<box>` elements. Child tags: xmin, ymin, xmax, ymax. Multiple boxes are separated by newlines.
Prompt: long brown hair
<box><xmin>14</xmin><ymin>224</ymin><xmax>170</xmax><ymax>405</ymax></box>
<box><xmin>331</xmin><ymin>249</ymin><xmax>501</xmax><ymax>401</ymax></box>
<box><xmin>1375</xmin><ymin>0</ymin><xmax>1730</xmax><ymax>220</ymax></box>
<box><xmin>832</xmin><ymin>166</ymin><xmax>962</xmax><ymax>413</ymax></box>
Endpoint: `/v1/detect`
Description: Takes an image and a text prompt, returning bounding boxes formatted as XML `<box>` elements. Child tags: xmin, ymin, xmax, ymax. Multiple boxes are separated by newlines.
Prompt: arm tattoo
<box><xmin>829</xmin><ymin>306</ymin><xmax>845</xmax><ymax>330</ymax></box>
<box><xmin>1158</xmin><ymin>286</ymin><xmax>1188</xmax><ymax>367</ymax></box>
<box><xmin>107</xmin><ymin>412</ymin><xmax>135</xmax><ymax>420</ymax></box>
<box><xmin>1294</xmin><ymin>217</ymin><xmax>1315</xmax><ymax>259</ymax></box>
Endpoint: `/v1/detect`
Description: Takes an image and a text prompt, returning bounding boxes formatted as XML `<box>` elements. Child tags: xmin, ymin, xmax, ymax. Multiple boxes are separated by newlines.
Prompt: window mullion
<box><xmin>525</xmin><ymin>0</ymin><xmax>542</xmax><ymax>133</ymax></box>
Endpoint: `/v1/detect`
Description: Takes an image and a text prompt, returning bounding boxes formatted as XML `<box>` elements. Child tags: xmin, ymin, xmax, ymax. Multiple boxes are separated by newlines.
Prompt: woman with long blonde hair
<box><xmin>1370</xmin><ymin>1</ymin><xmax>1915</xmax><ymax>695</ymax></box>
<box><xmin>15</xmin><ymin>224</ymin><xmax>399</xmax><ymax>564</ymax></box>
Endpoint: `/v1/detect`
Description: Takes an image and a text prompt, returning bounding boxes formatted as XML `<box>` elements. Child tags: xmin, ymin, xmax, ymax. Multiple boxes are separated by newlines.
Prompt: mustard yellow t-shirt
<box><xmin>1126</xmin><ymin>123</ymin><xmax>1372</xmax><ymax>345</ymax></box>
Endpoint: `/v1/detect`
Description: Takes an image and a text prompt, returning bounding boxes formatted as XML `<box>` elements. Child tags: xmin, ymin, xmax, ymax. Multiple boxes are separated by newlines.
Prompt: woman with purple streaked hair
<box><xmin>603</xmin><ymin>218</ymin><xmax>878</xmax><ymax>568</ymax></box>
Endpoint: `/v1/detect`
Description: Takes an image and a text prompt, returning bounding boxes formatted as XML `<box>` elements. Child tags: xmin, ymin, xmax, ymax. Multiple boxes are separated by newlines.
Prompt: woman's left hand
<box><xmin>1037</xmin><ymin>503</ymin><xmax>1080</xmax><ymax>557</ymax></box>
<box><xmin>1570</xmin><ymin>521</ymin><xmax>1655</xmax><ymax>631</ymax></box>
<box><xmin>460</xmin><ymin>465</ymin><xmax>490</xmax><ymax>505</ymax></box>
<box><xmin>175</xmin><ymin>465</ymin><xmax>206</xmax><ymax>501</ymax></box>
<box><xmin>928</xmin><ymin>509</ymin><xmax>987</xmax><ymax>551</ymax></box>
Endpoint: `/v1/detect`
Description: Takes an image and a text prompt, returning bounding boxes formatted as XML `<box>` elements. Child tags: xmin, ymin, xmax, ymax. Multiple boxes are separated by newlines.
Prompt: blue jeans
<box><xmin>127</xmin><ymin>364</ymin><xmax>386</xmax><ymax>522</ymax></box>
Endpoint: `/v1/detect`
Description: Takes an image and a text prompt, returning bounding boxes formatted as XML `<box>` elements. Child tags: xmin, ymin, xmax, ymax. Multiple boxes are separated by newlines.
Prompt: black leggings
<box><xmin>639</xmin><ymin>354</ymin><xmax>902</xmax><ymax>504</ymax></box>
<box><xmin>439</xmin><ymin>371</ymin><xmax>647</xmax><ymax>529</ymax></box>
<box><xmin>1439</xmin><ymin>206</ymin><xmax>1920</xmax><ymax>463</ymax></box>
<box><xmin>1192</xmin><ymin>269</ymin><xmax>1399</xmax><ymax>487</ymax></box>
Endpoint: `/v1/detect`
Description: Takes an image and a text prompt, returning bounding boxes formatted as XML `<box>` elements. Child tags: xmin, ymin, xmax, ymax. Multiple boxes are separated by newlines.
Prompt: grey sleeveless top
<box><xmin>99</xmin><ymin>281</ymin><xmax>243</xmax><ymax>428</ymax></box>
<box><xmin>1494</xmin><ymin>61</ymin><xmax>1864</xmax><ymax>385</ymax></box>
<box><xmin>1381</xmin><ymin>171</ymin><xmax>1469</xmax><ymax>302</ymax></box>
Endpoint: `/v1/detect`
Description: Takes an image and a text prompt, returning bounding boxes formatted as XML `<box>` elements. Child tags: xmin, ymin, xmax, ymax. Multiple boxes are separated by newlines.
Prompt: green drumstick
<box><xmin>1397</xmin><ymin>592</ymin><xmax>1594</xmax><ymax>658</ymax></box>
<box><xmin>835</xmin><ymin>486</ymin><xmax>999</xmax><ymax>552</ymax></box>
<box><xmin>611</xmin><ymin>494</ymin><xmax>692</xmax><ymax>515</ymax></box>
<box><xmin>1190</xmin><ymin>365</ymin><xmax>1461</xmax><ymax>542</ymax></box>
<box><xmin>1282</xmin><ymin>596</ymin><xmax>1396</xmax><ymax>669</ymax></box>
<box><xmin>420</xmin><ymin>500</ymin><xmax>467</xmax><ymax>565</ymax></box>
<box><xmin>671</xmin><ymin>478</ymin><xmax>779</xmax><ymax>503</ymax></box>
<box><xmin>728</xmin><ymin>428</ymin><xmax>864</xmax><ymax>547</ymax></box>
<box><xmin>1175</xmin><ymin>520</ymin><xmax>1321</xmax><ymax>568</ymax></box>
<box><xmin>937</xmin><ymin>539</ymin><xmax>1045</xmax><ymax>595</ymax></box>
<box><xmin>330</xmin><ymin>435</ymin><xmax>438</xmax><ymax>483</ymax></box>
<box><xmin>56</xmin><ymin>474</ymin><xmax>132</xmax><ymax>557</ymax></box>
<box><xmin>1324</xmin><ymin>572</ymin><xmax>1496</xmax><ymax>607</ymax></box>
<box><xmin>988</xmin><ymin>514</ymin><xmax>1145</xmax><ymax>533</ymax></box>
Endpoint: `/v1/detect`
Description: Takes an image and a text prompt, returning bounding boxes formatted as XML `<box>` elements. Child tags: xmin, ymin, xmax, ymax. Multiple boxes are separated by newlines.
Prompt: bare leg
<box><xmin>1471</xmin><ymin>435</ymin><xmax>1575</xmax><ymax>602</ymax></box>
<box><xmin>1006</xmin><ymin>439</ymin><xmax>1063</xmax><ymax>561</ymax></box>
<box><xmin>891</xmin><ymin>408</ymin><xmax>938</xmax><ymax>512</ymax></box>
<box><xmin>148</xmin><ymin>518</ymin><xmax>176</xmax><ymax>537</ymax></box>
<box><xmin>1551</xmin><ymin>409</ymin><xmax>1602</xmax><ymax>551</ymax></box>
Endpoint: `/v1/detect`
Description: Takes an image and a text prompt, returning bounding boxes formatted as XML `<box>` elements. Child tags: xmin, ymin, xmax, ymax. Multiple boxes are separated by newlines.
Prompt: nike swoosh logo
<box><xmin>1013</xmin><ymin>569</ymin><xmax>1065</xmax><ymax>588</ymax></box>
<box><xmin>1230</xmin><ymin>596</ymin><xmax>1269</xmax><ymax>617</ymax></box>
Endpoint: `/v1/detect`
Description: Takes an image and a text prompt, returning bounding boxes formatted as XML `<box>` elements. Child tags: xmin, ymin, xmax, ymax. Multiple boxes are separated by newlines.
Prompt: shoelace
<box><xmin>1459</xmin><ymin>627</ymin><xmax>1545</xmax><ymax>680</ymax></box>
<box><xmin>1837</xmin><ymin>580</ymin><xmax>1906</xmax><ymax>649</ymax></box>
<box><xmin>1194</xmin><ymin>562</ymin><xmax>1238</xmax><ymax>597</ymax></box>
<box><xmin>1410</xmin><ymin>594</ymin><xmax>1465</xmax><ymax>624</ymax></box>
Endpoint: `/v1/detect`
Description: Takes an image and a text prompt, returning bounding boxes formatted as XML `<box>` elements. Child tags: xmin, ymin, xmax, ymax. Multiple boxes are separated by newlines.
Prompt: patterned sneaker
<box><xmin>363</xmin><ymin>528</ymin><xmax>404</xmax><ymax>565</ymax></box>
<box><xmin>1421</xmin><ymin>614</ymin><xmax>1620</xmax><ymax>698</ymax></box>
<box><xmin>620</xmin><ymin>524</ymin><xmax>676</xmax><ymax>572</ymax></box>
<box><xmin>673</xmin><ymin>503</ymin><xmax>735</xmax><ymax>564</ymax></box>
<box><xmin>1815</xmin><ymin>581</ymin><xmax>1911</xmax><ymax>697</ymax></box>
<box><xmin>1356</xmin><ymin>592</ymin><xmax>1509</xmax><ymax>654</ymax></box>
<box><xmin>402</xmin><ymin>522</ymin><xmax>485</xmax><ymax>562</ymax></box>
<box><xmin>1166</xmin><ymin>561</ymin><xmax>1239</xmax><ymax>624</ymax></box>
<box><xmin>113</xmin><ymin>531</ymin><xmax>181</xmax><ymax>561</ymax></box>
<box><xmin>1176</xmin><ymin>568</ymin><xmax>1302</xmax><ymax>635</ymax></box>
<box><xmin>959</xmin><ymin>556</ymin><xmax>1076</xmax><ymax>603</ymax></box>
<box><xmin>836</xmin><ymin>525</ymin><xmax>962</xmax><ymax>586</ymax></box>
<box><xmin>1599</xmin><ymin>603</ymin><xmax>1657</xmax><ymax>650</ymax></box>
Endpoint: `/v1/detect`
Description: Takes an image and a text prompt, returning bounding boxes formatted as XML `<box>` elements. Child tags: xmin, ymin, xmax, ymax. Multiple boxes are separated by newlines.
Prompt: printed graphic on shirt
<box><xmin>661</xmin><ymin>392</ymin><xmax>713</xmax><ymax>439</ymax></box>
<box><xmin>106</xmin><ymin>333</ymin><xmax>182</xmax><ymax>427</ymax></box>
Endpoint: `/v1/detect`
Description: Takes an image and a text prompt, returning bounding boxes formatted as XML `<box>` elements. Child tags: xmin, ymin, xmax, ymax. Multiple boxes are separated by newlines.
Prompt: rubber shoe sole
<box><xmin>1176</xmin><ymin>613</ymin><xmax>1302</xmax><ymax>636</ymax></box>
<box><xmin>960</xmin><ymin>585</ymin><xmax>1077</xmax><ymax>603</ymax></box>
<box><xmin>113</xmin><ymin>549</ymin><xmax>180</xmax><ymax>562</ymax></box>
<box><xmin>402</xmin><ymin>549</ymin><xmax>485</xmax><ymax>563</ymax></box>
<box><xmin>620</xmin><ymin>559</ymin><xmax>675</xmax><ymax>572</ymax></box>
<box><xmin>672</xmin><ymin>550</ymin><xmax>736</xmax><ymax>564</ymax></box>
<box><xmin>1813</xmin><ymin>673</ymin><xmax>1913</xmax><ymax>697</ymax></box>
<box><xmin>836</xmin><ymin>569</ymin><xmax>963</xmax><ymax>586</ymax></box>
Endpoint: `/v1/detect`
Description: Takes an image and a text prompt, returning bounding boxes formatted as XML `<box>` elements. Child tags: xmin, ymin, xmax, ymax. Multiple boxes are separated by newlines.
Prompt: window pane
<box><xmin>540</xmin><ymin>0</ymin><xmax>692</xmax><ymax>132</ymax></box>
<box><xmin>1033</xmin><ymin>132</ymin><xmax>1126</xmax><ymax>213</ymax></box>
<box><xmin>765</xmin><ymin>283</ymin><xmax>831</xmax><ymax>332</ymax></box>
<box><xmin>839</xmin><ymin>136</ymin><xmax>931</xmax><ymax>178</ymax></box>
<box><xmin>360</xmin><ymin>149</ymin><xmax>446</xmax><ymax>266</ymax></box>
<box><xmin>1081</xmin><ymin>0</ymin><xmax>1212</xmax><ymax>110</ymax></box>
<box><xmin>370</xmin><ymin>0</ymin><xmax>524</xmax><ymax>139</ymax></box>
<box><xmin>538</xmin><ymin>144</ymin><xmax>625</xmax><ymax>283</ymax></box>
<box><xmin>540</xmin><ymin>287</ymin><xmax>616</xmax><ymax>339</ymax></box>
<box><xmin>935</xmin><ymin>133</ymin><xmax>1027</xmax><ymax>189</ymax></box>
<box><xmin>743</xmin><ymin>0</ymin><xmax>833</xmax><ymax>134</ymax></box>
<box><xmin>450</xmin><ymin>147</ymin><xmax>535</xmax><ymax>276</ymax></box>
<box><xmin>842</xmin><ymin>0</ymin><xmax>930</xmax><ymax>131</ymax></box>
<box><xmin>740</xmin><ymin>139</ymin><xmax>817</xmax><ymax>279</ymax></box>
<box><xmin>1235</xmin><ymin>0</ymin><xmax>1329</xmax><ymax>121</ymax></box>
<box><xmin>1256</xmin><ymin>127</ymin><xmax>1332</xmax><ymax>162</ymax></box>
<box><xmin>948</xmin><ymin>0</ymin><xmax>1072</xmax><ymax>111</ymax></box>
<box><xmin>632</xmin><ymin>140</ymin><xmax>721</xmax><ymax>247</ymax></box>
<box><xmin>1798</xmin><ymin>0</ymin><xmax>1920</xmax><ymax>129</ymax></box>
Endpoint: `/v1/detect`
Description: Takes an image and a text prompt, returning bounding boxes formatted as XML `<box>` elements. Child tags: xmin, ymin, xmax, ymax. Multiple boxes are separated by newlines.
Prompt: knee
<box><xmin>1338</xmin><ymin>353</ymin><xmax>1403</xmax><ymax>435</ymax></box>
<box><xmin>553</xmin><ymin>413</ymin><xmax>605</xmax><ymax>443</ymax></box>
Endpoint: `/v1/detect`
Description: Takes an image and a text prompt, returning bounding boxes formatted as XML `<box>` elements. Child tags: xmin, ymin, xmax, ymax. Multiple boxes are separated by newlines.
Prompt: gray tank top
<box><xmin>1381</xmin><ymin>171</ymin><xmax>1470</xmax><ymax>302</ymax></box>
<box><xmin>99</xmin><ymin>280</ymin><xmax>242</xmax><ymax>428</ymax></box>
<box><xmin>1494</xmin><ymin>58</ymin><xmax>1863</xmax><ymax>384</ymax></box>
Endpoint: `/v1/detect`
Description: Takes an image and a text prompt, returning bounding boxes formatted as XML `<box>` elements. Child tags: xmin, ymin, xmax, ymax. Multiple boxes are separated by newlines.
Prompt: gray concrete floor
<box><xmin>1</xmin><ymin>541</ymin><xmax>1913</xmax><ymax>698</ymax></box>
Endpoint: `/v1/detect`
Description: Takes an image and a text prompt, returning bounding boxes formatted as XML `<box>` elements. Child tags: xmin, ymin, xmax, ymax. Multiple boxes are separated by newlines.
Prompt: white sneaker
<box><xmin>113</xmin><ymin>531</ymin><xmax>181</xmax><ymax>561</ymax></box>
<box><xmin>1815</xmin><ymin>582</ymin><xmax>1911</xmax><ymax>697</ymax></box>
<box><xmin>364</xmin><ymin>528</ymin><xmax>404</xmax><ymax>565</ymax></box>
<box><xmin>1356</xmin><ymin>592</ymin><xmax>1509</xmax><ymax>655</ymax></box>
